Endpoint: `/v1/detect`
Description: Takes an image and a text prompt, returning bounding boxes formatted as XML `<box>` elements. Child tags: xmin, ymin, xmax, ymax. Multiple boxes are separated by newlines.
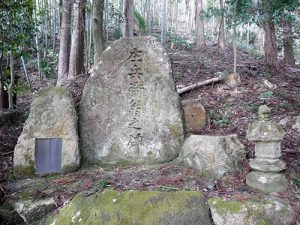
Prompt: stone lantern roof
<box><xmin>246</xmin><ymin>105</ymin><xmax>285</xmax><ymax>142</ymax></box>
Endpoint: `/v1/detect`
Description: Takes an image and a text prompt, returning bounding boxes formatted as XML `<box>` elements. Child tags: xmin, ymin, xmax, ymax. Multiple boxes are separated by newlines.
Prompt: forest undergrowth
<box><xmin>0</xmin><ymin>43</ymin><xmax>299</xmax><ymax>222</ymax></box>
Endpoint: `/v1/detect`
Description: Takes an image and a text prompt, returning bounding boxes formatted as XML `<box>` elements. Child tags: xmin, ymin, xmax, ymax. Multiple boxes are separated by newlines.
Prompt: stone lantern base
<box><xmin>246</xmin><ymin>171</ymin><xmax>288</xmax><ymax>193</ymax></box>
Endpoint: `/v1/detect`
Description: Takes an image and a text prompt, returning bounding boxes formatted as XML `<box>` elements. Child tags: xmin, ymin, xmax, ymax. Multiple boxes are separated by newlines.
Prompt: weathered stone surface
<box><xmin>246</xmin><ymin>105</ymin><xmax>288</xmax><ymax>192</ymax></box>
<box><xmin>249</xmin><ymin>158</ymin><xmax>286</xmax><ymax>172</ymax></box>
<box><xmin>79</xmin><ymin>36</ymin><xmax>184</xmax><ymax>165</ymax></box>
<box><xmin>46</xmin><ymin>189</ymin><xmax>212</xmax><ymax>225</ymax></box>
<box><xmin>14</xmin><ymin>87</ymin><xmax>80</xmax><ymax>176</ymax></box>
<box><xmin>182</xmin><ymin>99</ymin><xmax>207</xmax><ymax>133</ymax></box>
<box><xmin>292</xmin><ymin>115</ymin><xmax>300</xmax><ymax>132</ymax></box>
<box><xmin>14</xmin><ymin>198</ymin><xmax>57</xmax><ymax>224</ymax></box>
<box><xmin>181</xmin><ymin>135</ymin><xmax>246</xmax><ymax>178</ymax></box>
<box><xmin>224</xmin><ymin>73</ymin><xmax>241</xmax><ymax>86</ymax></box>
<box><xmin>246</xmin><ymin>171</ymin><xmax>288</xmax><ymax>193</ymax></box>
<box><xmin>247</xmin><ymin>105</ymin><xmax>285</xmax><ymax>142</ymax></box>
<box><xmin>208</xmin><ymin>196</ymin><xmax>295</xmax><ymax>225</ymax></box>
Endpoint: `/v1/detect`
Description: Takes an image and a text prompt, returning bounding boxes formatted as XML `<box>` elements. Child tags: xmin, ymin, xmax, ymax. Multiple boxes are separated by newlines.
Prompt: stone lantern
<box><xmin>246</xmin><ymin>105</ymin><xmax>288</xmax><ymax>193</ymax></box>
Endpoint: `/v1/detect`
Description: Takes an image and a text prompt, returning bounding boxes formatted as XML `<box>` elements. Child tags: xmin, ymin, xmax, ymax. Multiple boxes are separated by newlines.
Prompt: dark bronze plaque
<box><xmin>35</xmin><ymin>138</ymin><xmax>62</xmax><ymax>174</ymax></box>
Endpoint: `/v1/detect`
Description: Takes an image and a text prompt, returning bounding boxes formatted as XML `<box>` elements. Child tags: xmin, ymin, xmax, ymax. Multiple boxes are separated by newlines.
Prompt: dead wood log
<box><xmin>177</xmin><ymin>76</ymin><xmax>224</xmax><ymax>95</ymax></box>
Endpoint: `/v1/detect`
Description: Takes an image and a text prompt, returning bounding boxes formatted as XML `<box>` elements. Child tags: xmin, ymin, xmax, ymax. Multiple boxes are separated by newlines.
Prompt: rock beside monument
<box><xmin>79</xmin><ymin>36</ymin><xmax>184</xmax><ymax>165</ymax></box>
<box><xmin>14</xmin><ymin>87</ymin><xmax>80</xmax><ymax>176</ymax></box>
<box><xmin>46</xmin><ymin>189</ymin><xmax>212</xmax><ymax>225</ymax></box>
<box><xmin>208</xmin><ymin>196</ymin><xmax>295</xmax><ymax>225</ymax></box>
<box><xmin>181</xmin><ymin>135</ymin><xmax>245</xmax><ymax>178</ymax></box>
<box><xmin>182</xmin><ymin>99</ymin><xmax>207</xmax><ymax>133</ymax></box>
<box><xmin>292</xmin><ymin>115</ymin><xmax>300</xmax><ymax>132</ymax></box>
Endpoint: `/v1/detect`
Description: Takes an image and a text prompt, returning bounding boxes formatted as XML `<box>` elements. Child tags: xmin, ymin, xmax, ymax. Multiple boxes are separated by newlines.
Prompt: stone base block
<box><xmin>249</xmin><ymin>158</ymin><xmax>286</xmax><ymax>172</ymax></box>
<box><xmin>246</xmin><ymin>171</ymin><xmax>288</xmax><ymax>193</ymax></box>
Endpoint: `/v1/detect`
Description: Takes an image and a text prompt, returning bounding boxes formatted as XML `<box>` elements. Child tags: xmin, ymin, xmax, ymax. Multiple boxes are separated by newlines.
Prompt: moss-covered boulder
<box><xmin>208</xmin><ymin>196</ymin><xmax>295</xmax><ymax>225</ymax></box>
<box><xmin>46</xmin><ymin>189</ymin><xmax>212</xmax><ymax>225</ymax></box>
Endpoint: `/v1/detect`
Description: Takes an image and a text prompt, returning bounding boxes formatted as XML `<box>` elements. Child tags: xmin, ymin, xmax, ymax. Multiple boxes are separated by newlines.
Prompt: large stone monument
<box><xmin>79</xmin><ymin>36</ymin><xmax>184</xmax><ymax>165</ymax></box>
<box><xmin>246</xmin><ymin>105</ymin><xmax>288</xmax><ymax>192</ymax></box>
<box><xmin>14</xmin><ymin>87</ymin><xmax>80</xmax><ymax>176</ymax></box>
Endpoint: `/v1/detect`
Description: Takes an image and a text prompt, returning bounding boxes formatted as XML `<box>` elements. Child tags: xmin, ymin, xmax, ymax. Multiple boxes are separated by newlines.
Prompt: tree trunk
<box><xmin>233</xmin><ymin>0</ymin><xmax>237</xmax><ymax>74</ymax></box>
<box><xmin>123</xmin><ymin>0</ymin><xmax>134</xmax><ymax>37</ymax></box>
<box><xmin>146</xmin><ymin>0</ymin><xmax>152</xmax><ymax>34</ymax></box>
<box><xmin>161</xmin><ymin>0</ymin><xmax>168</xmax><ymax>44</ymax></box>
<box><xmin>0</xmin><ymin>58</ymin><xmax>3</xmax><ymax>111</ymax></box>
<box><xmin>218</xmin><ymin>0</ymin><xmax>226</xmax><ymax>50</ymax></box>
<box><xmin>195</xmin><ymin>0</ymin><xmax>206</xmax><ymax>47</ymax></box>
<box><xmin>261</xmin><ymin>0</ymin><xmax>278</xmax><ymax>68</ymax></box>
<box><xmin>283</xmin><ymin>18</ymin><xmax>295</xmax><ymax>65</ymax></box>
<box><xmin>8</xmin><ymin>53</ymin><xmax>14</xmax><ymax>109</ymax></box>
<box><xmin>92</xmin><ymin>0</ymin><xmax>105</xmax><ymax>63</ymax></box>
<box><xmin>69</xmin><ymin>0</ymin><xmax>85</xmax><ymax>78</ymax></box>
<box><xmin>57</xmin><ymin>0</ymin><xmax>72</xmax><ymax>85</ymax></box>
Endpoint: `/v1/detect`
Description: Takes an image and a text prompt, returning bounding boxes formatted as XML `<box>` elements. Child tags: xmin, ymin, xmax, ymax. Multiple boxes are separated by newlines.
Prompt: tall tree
<box><xmin>195</xmin><ymin>0</ymin><xmax>206</xmax><ymax>47</ymax></box>
<box><xmin>123</xmin><ymin>0</ymin><xmax>134</xmax><ymax>37</ymax></box>
<box><xmin>92</xmin><ymin>0</ymin><xmax>105</xmax><ymax>63</ymax></box>
<box><xmin>57</xmin><ymin>0</ymin><xmax>72</xmax><ymax>85</ymax></box>
<box><xmin>261</xmin><ymin>0</ymin><xmax>278</xmax><ymax>68</ymax></box>
<box><xmin>69</xmin><ymin>0</ymin><xmax>85</xmax><ymax>77</ymax></box>
<box><xmin>282</xmin><ymin>16</ymin><xmax>295</xmax><ymax>65</ymax></box>
<box><xmin>161</xmin><ymin>0</ymin><xmax>168</xmax><ymax>44</ymax></box>
<box><xmin>0</xmin><ymin>60</ymin><xmax>3</xmax><ymax>110</ymax></box>
<box><xmin>218</xmin><ymin>0</ymin><xmax>226</xmax><ymax>50</ymax></box>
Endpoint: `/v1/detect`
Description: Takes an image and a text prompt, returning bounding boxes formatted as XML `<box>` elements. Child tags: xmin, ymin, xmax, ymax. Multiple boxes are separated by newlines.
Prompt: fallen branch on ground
<box><xmin>177</xmin><ymin>76</ymin><xmax>224</xmax><ymax>95</ymax></box>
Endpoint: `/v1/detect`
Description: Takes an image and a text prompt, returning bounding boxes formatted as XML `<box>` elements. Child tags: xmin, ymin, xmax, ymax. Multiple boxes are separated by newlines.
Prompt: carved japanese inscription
<box><xmin>127</xmin><ymin>48</ymin><xmax>144</xmax><ymax>152</ymax></box>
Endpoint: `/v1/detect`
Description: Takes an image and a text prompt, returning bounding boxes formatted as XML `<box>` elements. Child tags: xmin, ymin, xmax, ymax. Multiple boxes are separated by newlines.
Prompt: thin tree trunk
<box><xmin>195</xmin><ymin>0</ymin><xmax>206</xmax><ymax>47</ymax></box>
<box><xmin>261</xmin><ymin>0</ymin><xmax>278</xmax><ymax>68</ymax></box>
<box><xmin>146</xmin><ymin>0</ymin><xmax>151</xmax><ymax>34</ymax></box>
<box><xmin>0</xmin><ymin>57</ymin><xmax>3</xmax><ymax>111</ymax></box>
<box><xmin>21</xmin><ymin>56</ymin><xmax>33</xmax><ymax>92</ymax></box>
<box><xmin>246</xmin><ymin>22</ymin><xmax>250</xmax><ymax>44</ymax></box>
<box><xmin>161</xmin><ymin>0</ymin><xmax>167</xmax><ymax>44</ymax></box>
<box><xmin>69</xmin><ymin>0</ymin><xmax>85</xmax><ymax>78</ymax></box>
<box><xmin>283</xmin><ymin>18</ymin><xmax>295</xmax><ymax>65</ymax></box>
<box><xmin>52</xmin><ymin>0</ymin><xmax>57</xmax><ymax>51</ymax></box>
<box><xmin>174</xmin><ymin>0</ymin><xmax>178</xmax><ymax>34</ymax></box>
<box><xmin>57</xmin><ymin>0</ymin><xmax>72</xmax><ymax>85</ymax></box>
<box><xmin>233</xmin><ymin>0</ymin><xmax>237</xmax><ymax>74</ymax></box>
<box><xmin>218</xmin><ymin>0</ymin><xmax>226</xmax><ymax>50</ymax></box>
<box><xmin>119</xmin><ymin>0</ymin><xmax>124</xmax><ymax>35</ymax></box>
<box><xmin>92</xmin><ymin>0</ymin><xmax>105</xmax><ymax>63</ymax></box>
<box><xmin>123</xmin><ymin>0</ymin><xmax>134</xmax><ymax>37</ymax></box>
<box><xmin>8</xmin><ymin>53</ymin><xmax>14</xmax><ymax>109</ymax></box>
<box><xmin>34</xmin><ymin>2</ymin><xmax>43</xmax><ymax>80</ymax></box>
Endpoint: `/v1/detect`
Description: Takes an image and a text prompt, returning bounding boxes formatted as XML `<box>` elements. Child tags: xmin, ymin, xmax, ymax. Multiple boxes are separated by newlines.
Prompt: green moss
<box><xmin>62</xmin><ymin>163</ymin><xmax>79</xmax><ymax>174</ymax></box>
<box><xmin>14</xmin><ymin>164</ymin><xmax>35</xmax><ymax>177</ymax></box>
<box><xmin>208</xmin><ymin>198</ymin><xmax>244</xmax><ymax>214</ymax></box>
<box><xmin>169</xmin><ymin>124</ymin><xmax>183</xmax><ymax>138</ymax></box>
<box><xmin>46</xmin><ymin>190</ymin><xmax>207</xmax><ymax>225</ymax></box>
<box><xmin>37</xmin><ymin>87</ymin><xmax>67</xmax><ymax>98</ymax></box>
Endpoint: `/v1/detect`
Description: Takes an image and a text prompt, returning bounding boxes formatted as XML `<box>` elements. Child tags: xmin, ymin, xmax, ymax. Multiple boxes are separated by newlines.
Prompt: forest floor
<box><xmin>0</xmin><ymin>43</ymin><xmax>300</xmax><ymax>222</ymax></box>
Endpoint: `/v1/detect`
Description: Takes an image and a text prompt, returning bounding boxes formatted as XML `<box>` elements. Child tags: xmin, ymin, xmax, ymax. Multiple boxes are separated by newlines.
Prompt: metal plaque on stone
<box><xmin>35</xmin><ymin>138</ymin><xmax>62</xmax><ymax>174</ymax></box>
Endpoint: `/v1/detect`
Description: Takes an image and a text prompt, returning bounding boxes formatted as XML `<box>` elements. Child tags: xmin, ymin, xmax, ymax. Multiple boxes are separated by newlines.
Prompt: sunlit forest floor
<box><xmin>1</xmin><ymin>43</ymin><xmax>300</xmax><ymax>222</ymax></box>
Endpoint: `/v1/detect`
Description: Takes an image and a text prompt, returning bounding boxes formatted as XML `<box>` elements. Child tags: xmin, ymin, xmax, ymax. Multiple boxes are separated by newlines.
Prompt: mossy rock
<box><xmin>208</xmin><ymin>196</ymin><xmax>295</xmax><ymax>225</ymax></box>
<box><xmin>46</xmin><ymin>189</ymin><xmax>212</xmax><ymax>225</ymax></box>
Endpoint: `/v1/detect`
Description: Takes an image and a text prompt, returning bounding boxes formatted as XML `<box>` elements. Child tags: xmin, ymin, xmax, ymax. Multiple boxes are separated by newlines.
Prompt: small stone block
<box><xmin>254</xmin><ymin>141</ymin><xmax>281</xmax><ymax>159</ymax></box>
<box><xmin>246</xmin><ymin>171</ymin><xmax>288</xmax><ymax>193</ymax></box>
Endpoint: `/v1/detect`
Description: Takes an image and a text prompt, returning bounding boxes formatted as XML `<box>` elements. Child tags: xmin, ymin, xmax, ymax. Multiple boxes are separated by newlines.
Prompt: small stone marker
<box><xmin>14</xmin><ymin>87</ymin><xmax>80</xmax><ymax>176</ymax></box>
<box><xmin>79</xmin><ymin>36</ymin><xmax>184</xmax><ymax>165</ymax></box>
<box><xmin>182</xmin><ymin>99</ymin><xmax>207</xmax><ymax>133</ymax></box>
<box><xmin>246</xmin><ymin>105</ymin><xmax>288</xmax><ymax>193</ymax></box>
